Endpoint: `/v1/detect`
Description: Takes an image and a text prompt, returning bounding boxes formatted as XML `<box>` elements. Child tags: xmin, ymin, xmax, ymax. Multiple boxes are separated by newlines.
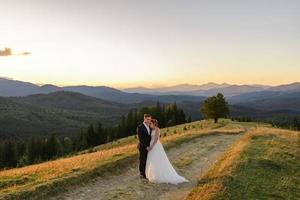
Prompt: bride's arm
<box><xmin>149</xmin><ymin>128</ymin><xmax>160</xmax><ymax>150</ymax></box>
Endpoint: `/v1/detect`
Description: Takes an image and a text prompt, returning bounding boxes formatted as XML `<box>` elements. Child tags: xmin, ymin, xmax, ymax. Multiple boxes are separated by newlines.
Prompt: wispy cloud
<box><xmin>0</xmin><ymin>47</ymin><xmax>31</xmax><ymax>56</ymax></box>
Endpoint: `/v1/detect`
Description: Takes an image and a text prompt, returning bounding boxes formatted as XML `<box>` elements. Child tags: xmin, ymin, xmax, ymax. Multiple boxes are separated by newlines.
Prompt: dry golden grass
<box><xmin>0</xmin><ymin>143</ymin><xmax>137</xmax><ymax>197</ymax></box>
<box><xmin>186</xmin><ymin>127</ymin><xmax>300</xmax><ymax>200</ymax></box>
<box><xmin>0</xmin><ymin>120</ymin><xmax>245</xmax><ymax>199</ymax></box>
<box><xmin>188</xmin><ymin>183</ymin><xmax>223</xmax><ymax>200</ymax></box>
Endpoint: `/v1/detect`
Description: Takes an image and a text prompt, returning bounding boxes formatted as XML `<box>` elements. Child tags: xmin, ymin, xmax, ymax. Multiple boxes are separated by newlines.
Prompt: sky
<box><xmin>0</xmin><ymin>0</ymin><xmax>299</xmax><ymax>88</ymax></box>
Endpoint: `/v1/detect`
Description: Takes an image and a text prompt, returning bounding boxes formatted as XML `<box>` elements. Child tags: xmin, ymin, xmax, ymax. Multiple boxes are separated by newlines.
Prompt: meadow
<box><xmin>187</xmin><ymin>126</ymin><xmax>300</xmax><ymax>200</ymax></box>
<box><xmin>2</xmin><ymin>119</ymin><xmax>297</xmax><ymax>200</ymax></box>
<box><xmin>0</xmin><ymin>120</ymin><xmax>245</xmax><ymax>200</ymax></box>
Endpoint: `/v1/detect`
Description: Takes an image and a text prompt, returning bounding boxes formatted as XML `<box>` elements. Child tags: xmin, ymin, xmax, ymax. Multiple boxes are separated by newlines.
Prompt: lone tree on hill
<box><xmin>201</xmin><ymin>93</ymin><xmax>229</xmax><ymax>123</ymax></box>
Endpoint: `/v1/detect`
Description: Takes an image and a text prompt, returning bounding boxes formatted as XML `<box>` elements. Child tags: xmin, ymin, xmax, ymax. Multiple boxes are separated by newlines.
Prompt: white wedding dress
<box><xmin>145</xmin><ymin>128</ymin><xmax>188</xmax><ymax>184</ymax></box>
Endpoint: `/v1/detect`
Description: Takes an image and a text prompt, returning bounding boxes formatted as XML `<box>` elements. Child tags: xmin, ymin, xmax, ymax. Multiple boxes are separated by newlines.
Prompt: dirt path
<box><xmin>52</xmin><ymin>133</ymin><xmax>242</xmax><ymax>200</ymax></box>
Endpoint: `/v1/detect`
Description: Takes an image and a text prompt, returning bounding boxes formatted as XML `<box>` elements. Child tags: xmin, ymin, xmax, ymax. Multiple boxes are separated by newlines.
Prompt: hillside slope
<box><xmin>187</xmin><ymin>127</ymin><xmax>300</xmax><ymax>200</ymax></box>
<box><xmin>0</xmin><ymin>93</ymin><xmax>128</xmax><ymax>139</ymax></box>
<box><xmin>0</xmin><ymin>97</ymin><xmax>84</xmax><ymax>138</ymax></box>
<box><xmin>9</xmin><ymin>91</ymin><xmax>128</xmax><ymax>116</ymax></box>
<box><xmin>0</xmin><ymin>78</ymin><xmax>39</xmax><ymax>96</ymax></box>
<box><xmin>0</xmin><ymin>120</ymin><xmax>248</xmax><ymax>200</ymax></box>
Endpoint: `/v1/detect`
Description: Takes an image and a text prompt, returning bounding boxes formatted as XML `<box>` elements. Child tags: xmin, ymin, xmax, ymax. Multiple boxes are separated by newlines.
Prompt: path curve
<box><xmin>51</xmin><ymin>133</ymin><xmax>242</xmax><ymax>200</ymax></box>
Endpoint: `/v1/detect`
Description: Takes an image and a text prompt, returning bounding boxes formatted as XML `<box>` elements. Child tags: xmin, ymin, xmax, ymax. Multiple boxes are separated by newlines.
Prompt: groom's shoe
<box><xmin>140</xmin><ymin>175</ymin><xmax>147</xmax><ymax>179</ymax></box>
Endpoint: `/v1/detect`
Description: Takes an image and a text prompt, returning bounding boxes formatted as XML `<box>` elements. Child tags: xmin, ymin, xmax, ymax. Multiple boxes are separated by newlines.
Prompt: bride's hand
<box><xmin>147</xmin><ymin>146</ymin><xmax>152</xmax><ymax>151</ymax></box>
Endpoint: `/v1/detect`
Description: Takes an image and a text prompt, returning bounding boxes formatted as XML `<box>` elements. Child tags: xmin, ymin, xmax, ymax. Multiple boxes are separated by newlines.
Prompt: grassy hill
<box><xmin>0</xmin><ymin>120</ymin><xmax>245</xmax><ymax>200</ymax></box>
<box><xmin>1</xmin><ymin>120</ymin><xmax>298</xmax><ymax>200</ymax></box>
<box><xmin>187</xmin><ymin>126</ymin><xmax>300</xmax><ymax>200</ymax></box>
<box><xmin>0</xmin><ymin>114</ymin><xmax>299</xmax><ymax>200</ymax></box>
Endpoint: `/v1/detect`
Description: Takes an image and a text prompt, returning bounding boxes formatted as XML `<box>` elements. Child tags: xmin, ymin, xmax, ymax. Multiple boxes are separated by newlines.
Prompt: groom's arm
<box><xmin>137</xmin><ymin>126</ymin><xmax>147</xmax><ymax>149</ymax></box>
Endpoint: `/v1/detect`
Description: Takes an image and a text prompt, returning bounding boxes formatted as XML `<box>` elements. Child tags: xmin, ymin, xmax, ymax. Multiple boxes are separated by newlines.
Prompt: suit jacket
<box><xmin>137</xmin><ymin>123</ymin><xmax>151</xmax><ymax>150</ymax></box>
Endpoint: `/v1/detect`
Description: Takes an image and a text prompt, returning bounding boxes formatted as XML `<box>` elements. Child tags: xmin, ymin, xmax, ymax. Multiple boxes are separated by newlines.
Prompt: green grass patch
<box><xmin>187</xmin><ymin>128</ymin><xmax>300</xmax><ymax>200</ymax></box>
<box><xmin>216</xmin><ymin>134</ymin><xmax>300</xmax><ymax>200</ymax></box>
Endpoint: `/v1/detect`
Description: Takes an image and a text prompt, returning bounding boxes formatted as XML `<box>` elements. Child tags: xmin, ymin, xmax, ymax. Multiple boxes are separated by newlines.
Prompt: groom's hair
<box><xmin>144</xmin><ymin>114</ymin><xmax>151</xmax><ymax>118</ymax></box>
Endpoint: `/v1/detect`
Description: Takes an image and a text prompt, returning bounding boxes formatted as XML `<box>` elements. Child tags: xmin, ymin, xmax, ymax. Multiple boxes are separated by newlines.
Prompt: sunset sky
<box><xmin>0</xmin><ymin>0</ymin><xmax>299</xmax><ymax>88</ymax></box>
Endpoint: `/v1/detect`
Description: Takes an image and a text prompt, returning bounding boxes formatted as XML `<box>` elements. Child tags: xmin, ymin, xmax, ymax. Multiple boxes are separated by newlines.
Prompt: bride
<box><xmin>145</xmin><ymin>119</ymin><xmax>188</xmax><ymax>184</ymax></box>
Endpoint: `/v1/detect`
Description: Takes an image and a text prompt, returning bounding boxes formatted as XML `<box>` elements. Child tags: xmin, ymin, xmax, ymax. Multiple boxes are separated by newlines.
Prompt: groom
<box><xmin>137</xmin><ymin>114</ymin><xmax>152</xmax><ymax>179</ymax></box>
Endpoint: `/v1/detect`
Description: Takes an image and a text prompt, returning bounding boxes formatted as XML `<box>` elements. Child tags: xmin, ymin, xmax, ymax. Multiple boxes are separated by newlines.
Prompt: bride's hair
<box><xmin>151</xmin><ymin>119</ymin><xmax>159</xmax><ymax>127</ymax></box>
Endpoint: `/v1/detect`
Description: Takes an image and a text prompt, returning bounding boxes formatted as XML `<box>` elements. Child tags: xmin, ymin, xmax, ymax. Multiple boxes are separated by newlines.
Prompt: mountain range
<box><xmin>1</xmin><ymin>77</ymin><xmax>299</xmax><ymax>102</ymax></box>
<box><xmin>0</xmin><ymin>77</ymin><xmax>299</xmax><ymax>139</ymax></box>
<box><xmin>123</xmin><ymin>82</ymin><xmax>300</xmax><ymax>97</ymax></box>
<box><xmin>0</xmin><ymin>78</ymin><xmax>204</xmax><ymax>103</ymax></box>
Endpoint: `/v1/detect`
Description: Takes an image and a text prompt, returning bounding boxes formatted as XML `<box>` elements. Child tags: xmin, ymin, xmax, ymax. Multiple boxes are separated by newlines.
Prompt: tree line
<box><xmin>0</xmin><ymin>102</ymin><xmax>188</xmax><ymax>169</ymax></box>
<box><xmin>269</xmin><ymin>116</ymin><xmax>300</xmax><ymax>131</ymax></box>
<box><xmin>232</xmin><ymin>116</ymin><xmax>300</xmax><ymax>131</ymax></box>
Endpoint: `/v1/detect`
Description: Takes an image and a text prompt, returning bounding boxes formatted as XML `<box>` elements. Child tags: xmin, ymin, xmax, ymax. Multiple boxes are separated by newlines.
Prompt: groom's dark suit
<box><xmin>137</xmin><ymin>123</ymin><xmax>151</xmax><ymax>177</ymax></box>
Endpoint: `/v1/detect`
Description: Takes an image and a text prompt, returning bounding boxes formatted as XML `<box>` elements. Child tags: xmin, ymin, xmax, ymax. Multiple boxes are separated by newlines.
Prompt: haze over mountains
<box><xmin>0</xmin><ymin>78</ymin><xmax>203</xmax><ymax>103</ymax></box>
<box><xmin>1</xmin><ymin>77</ymin><xmax>300</xmax><ymax>106</ymax></box>
<box><xmin>1</xmin><ymin>77</ymin><xmax>299</xmax><ymax>100</ymax></box>
<box><xmin>0</xmin><ymin>77</ymin><xmax>299</xmax><ymax>139</ymax></box>
<box><xmin>123</xmin><ymin>82</ymin><xmax>287</xmax><ymax>97</ymax></box>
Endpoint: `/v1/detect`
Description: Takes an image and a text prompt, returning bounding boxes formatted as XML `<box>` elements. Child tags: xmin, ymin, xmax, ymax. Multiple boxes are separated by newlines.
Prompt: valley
<box><xmin>1</xmin><ymin>78</ymin><xmax>300</xmax><ymax>139</ymax></box>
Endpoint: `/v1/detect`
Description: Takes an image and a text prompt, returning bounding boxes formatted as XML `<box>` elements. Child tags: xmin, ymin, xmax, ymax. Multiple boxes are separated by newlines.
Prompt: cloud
<box><xmin>18</xmin><ymin>52</ymin><xmax>32</xmax><ymax>56</ymax></box>
<box><xmin>0</xmin><ymin>48</ymin><xmax>12</xmax><ymax>56</ymax></box>
<box><xmin>0</xmin><ymin>47</ymin><xmax>31</xmax><ymax>56</ymax></box>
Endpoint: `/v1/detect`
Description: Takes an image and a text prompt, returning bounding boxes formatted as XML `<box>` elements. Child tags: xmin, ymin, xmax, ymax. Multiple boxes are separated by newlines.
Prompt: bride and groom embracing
<box><xmin>137</xmin><ymin>114</ymin><xmax>188</xmax><ymax>184</ymax></box>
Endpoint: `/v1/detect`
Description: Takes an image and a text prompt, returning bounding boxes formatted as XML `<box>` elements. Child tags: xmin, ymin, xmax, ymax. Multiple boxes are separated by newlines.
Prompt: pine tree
<box><xmin>62</xmin><ymin>137</ymin><xmax>73</xmax><ymax>154</ymax></box>
<box><xmin>2</xmin><ymin>141</ymin><xmax>17</xmax><ymax>167</ymax></box>
<box><xmin>155</xmin><ymin>102</ymin><xmax>162</xmax><ymax>121</ymax></box>
<box><xmin>27</xmin><ymin>137</ymin><xmax>41</xmax><ymax>164</ymax></box>
<box><xmin>187</xmin><ymin>116</ymin><xmax>192</xmax><ymax>123</ymax></box>
<box><xmin>119</xmin><ymin>115</ymin><xmax>127</xmax><ymax>138</ymax></box>
<box><xmin>0</xmin><ymin>143</ymin><xmax>3</xmax><ymax>168</ymax></box>
<box><xmin>126</xmin><ymin>110</ymin><xmax>134</xmax><ymax>136</ymax></box>
<box><xmin>97</xmin><ymin>123</ymin><xmax>106</xmax><ymax>144</ymax></box>
<box><xmin>292</xmin><ymin>117</ymin><xmax>300</xmax><ymax>130</ymax></box>
<box><xmin>86</xmin><ymin>124</ymin><xmax>98</xmax><ymax>147</ymax></box>
<box><xmin>16</xmin><ymin>141</ymin><xmax>26</xmax><ymax>159</ymax></box>
<box><xmin>77</xmin><ymin>130</ymin><xmax>88</xmax><ymax>150</ymax></box>
<box><xmin>133</xmin><ymin>109</ymin><xmax>139</xmax><ymax>132</ymax></box>
<box><xmin>177</xmin><ymin>109</ymin><xmax>186</xmax><ymax>124</ymax></box>
<box><xmin>46</xmin><ymin>134</ymin><xmax>62</xmax><ymax>160</ymax></box>
<box><xmin>102</xmin><ymin>127</ymin><xmax>109</xmax><ymax>143</ymax></box>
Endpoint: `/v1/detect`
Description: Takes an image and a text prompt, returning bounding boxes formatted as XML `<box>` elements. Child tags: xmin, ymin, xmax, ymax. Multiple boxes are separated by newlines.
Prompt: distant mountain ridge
<box><xmin>124</xmin><ymin>82</ymin><xmax>300</xmax><ymax>97</ymax></box>
<box><xmin>0</xmin><ymin>78</ymin><xmax>204</xmax><ymax>103</ymax></box>
<box><xmin>123</xmin><ymin>82</ymin><xmax>232</xmax><ymax>94</ymax></box>
<box><xmin>0</xmin><ymin>77</ymin><xmax>299</xmax><ymax>103</ymax></box>
<box><xmin>0</xmin><ymin>77</ymin><xmax>39</xmax><ymax>96</ymax></box>
<box><xmin>268</xmin><ymin>82</ymin><xmax>300</xmax><ymax>92</ymax></box>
